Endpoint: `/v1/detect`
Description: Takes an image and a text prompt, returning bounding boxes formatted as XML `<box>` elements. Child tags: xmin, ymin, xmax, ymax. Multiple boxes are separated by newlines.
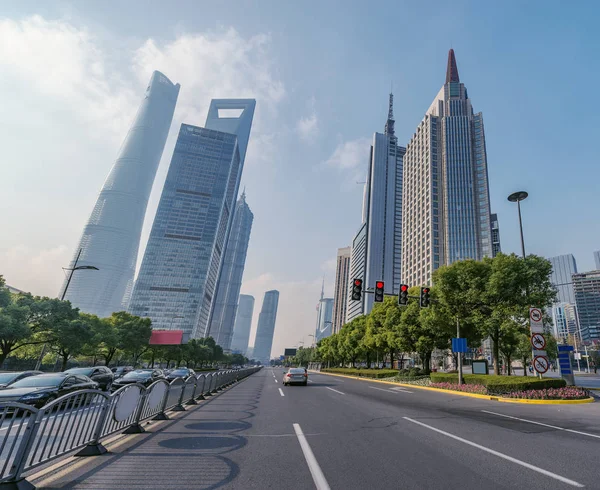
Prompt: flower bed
<box><xmin>498</xmin><ymin>387</ymin><xmax>589</xmax><ymax>400</ymax></box>
<box><xmin>429</xmin><ymin>382</ymin><xmax>487</xmax><ymax>394</ymax></box>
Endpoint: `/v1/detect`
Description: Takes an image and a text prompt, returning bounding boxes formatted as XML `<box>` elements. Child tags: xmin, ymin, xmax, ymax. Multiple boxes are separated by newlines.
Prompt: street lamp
<box><xmin>35</xmin><ymin>249</ymin><xmax>99</xmax><ymax>371</ymax></box>
<box><xmin>507</xmin><ymin>191</ymin><xmax>528</xmax><ymax>258</ymax></box>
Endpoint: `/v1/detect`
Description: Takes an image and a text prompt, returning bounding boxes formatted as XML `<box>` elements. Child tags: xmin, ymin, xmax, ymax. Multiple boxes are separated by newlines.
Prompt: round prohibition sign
<box><xmin>531</xmin><ymin>333</ymin><xmax>546</xmax><ymax>350</ymax></box>
<box><xmin>533</xmin><ymin>355</ymin><xmax>549</xmax><ymax>374</ymax></box>
<box><xmin>530</xmin><ymin>308</ymin><xmax>542</xmax><ymax>323</ymax></box>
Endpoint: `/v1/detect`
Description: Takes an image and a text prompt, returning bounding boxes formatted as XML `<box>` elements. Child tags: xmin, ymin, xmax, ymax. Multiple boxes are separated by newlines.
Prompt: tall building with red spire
<box><xmin>401</xmin><ymin>50</ymin><xmax>494</xmax><ymax>287</ymax></box>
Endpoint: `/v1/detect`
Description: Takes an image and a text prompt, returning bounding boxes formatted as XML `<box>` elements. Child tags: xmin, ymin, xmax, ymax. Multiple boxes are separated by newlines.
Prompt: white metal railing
<box><xmin>0</xmin><ymin>367</ymin><xmax>260</xmax><ymax>487</ymax></box>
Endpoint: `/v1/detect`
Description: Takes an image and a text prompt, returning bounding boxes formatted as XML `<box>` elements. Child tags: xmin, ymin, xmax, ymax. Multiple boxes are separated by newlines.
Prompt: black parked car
<box><xmin>0</xmin><ymin>373</ymin><xmax>98</xmax><ymax>408</ymax></box>
<box><xmin>64</xmin><ymin>366</ymin><xmax>114</xmax><ymax>391</ymax></box>
<box><xmin>111</xmin><ymin>366</ymin><xmax>134</xmax><ymax>379</ymax></box>
<box><xmin>112</xmin><ymin>369</ymin><xmax>165</xmax><ymax>390</ymax></box>
<box><xmin>165</xmin><ymin>368</ymin><xmax>196</xmax><ymax>381</ymax></box>
<box><xmin>0</xmin><ymin>371</ymin><xmax>43</xmax><ymax>389</ymax></box>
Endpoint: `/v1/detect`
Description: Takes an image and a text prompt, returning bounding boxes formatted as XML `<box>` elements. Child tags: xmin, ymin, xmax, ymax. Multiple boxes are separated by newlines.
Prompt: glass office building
<box><xmin>402</xmin><ymin>50</ymin><xmax>493</xmax><ymax>287</ymax></box>
<box><xmin>252</xmin><ymin>290</ymin><xmax>280</xmax><ymax>364</ymax></box>
<box><xmin>62</xmin><ymin>71</ymin><xmax>179</xmax><ymax>317</ymax></box>
<box><xmin>129</xmin><ymin>99</ymin><xmax>255</xmax><ymax>338</ymax></box>
<box><xmin>230</xmin><ymin>294</ymin><xmax>255</xmax><ymax>355</ymax></box>
<box><xmin>332</xmin><ymin>247</ymin><xmax>351</xmax><ymax>334</ymax></box>
<box><xmin>549</xmin><ymin>254</ymin><xmax>578</xmax><ymax>304</ymax></box>
<box><xmin>207</xmin><ymin>192</ymin><xmax>254</xmax><ymax>350</ymax></box>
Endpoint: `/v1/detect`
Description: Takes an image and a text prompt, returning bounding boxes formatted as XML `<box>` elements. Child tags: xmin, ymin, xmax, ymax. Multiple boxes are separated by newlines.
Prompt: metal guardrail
<box><xmin>0</xmin><ymin>367</ymin><xmax>260</xmax><ymax>488</ymax></box>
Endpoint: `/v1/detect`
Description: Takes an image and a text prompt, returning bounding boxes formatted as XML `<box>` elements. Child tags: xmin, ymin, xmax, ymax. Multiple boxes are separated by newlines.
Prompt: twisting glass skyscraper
<box><xmin>62</xmin><ymin>71</ymin><xmax>180</xmax><ymax>317</ymax></box>
<box><xmin>129</xmin><ymin>100</ymin><xmax>255</xmax><ymax>338</ymax></box>
<box><xmin>252</xmin><ymin>290</ymin><xmax>279</xmax><ymax>364</ymax></box>
<box><xmin>230</xmin><ymin>294</ymin><xmax>255</xmax><ymax>355</ymax></box>
<box><xmin>207</xmin><ymin>191</ymin><xmax>254</xmax><ymax>350</ymax></box>
<box><xmin>402</xmin><ymin>50</ymin><xmax>493</xmax><ymax>287</ymax></box>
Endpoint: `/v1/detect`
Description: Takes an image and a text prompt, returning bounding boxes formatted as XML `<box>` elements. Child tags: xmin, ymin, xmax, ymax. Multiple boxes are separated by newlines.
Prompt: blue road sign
<box><xmin>558</xmin><ymin>345</ymin><xmax>574</xmax><ymax>352</ymax></box>
<box><xmin>452</xmin><ymin>338</ymin><xmax>468</xmax><ymax>353</ymax></box>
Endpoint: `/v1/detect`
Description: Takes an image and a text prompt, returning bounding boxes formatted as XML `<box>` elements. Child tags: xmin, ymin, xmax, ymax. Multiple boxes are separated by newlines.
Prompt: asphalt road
<box><xmin>31</xmin><ymin>367</ymin><xmax>600</xmax><ymax>489</ymax></box>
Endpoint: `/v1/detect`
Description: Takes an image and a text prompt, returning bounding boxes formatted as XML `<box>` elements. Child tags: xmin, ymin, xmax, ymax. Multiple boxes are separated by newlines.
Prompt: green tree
<box><xmin>51</xmin><ymin>316</ymin><xmax>95</xmax><ymax>370</ymax></box>
<box><xmin>112</xmin><ymin>312</ymin><xmax>152</xmax><ymax>366</ymax></box>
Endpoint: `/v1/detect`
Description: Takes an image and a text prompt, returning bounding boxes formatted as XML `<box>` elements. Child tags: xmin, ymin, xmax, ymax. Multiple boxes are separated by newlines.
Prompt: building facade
<box><xmin>252</xmin><ymin>290</ymin><xmax>280</xmax><ymax>363</ymax></box>
<box><xmin>572</xmin><ymin>271</ymin><xmax>600</xmax><ymax>344</ymax></box>
<box><xmin>346</xmin><ymin>222</ymin><xmax>367</xmax><ymax>323</ymax></box>
<box><xmin>62</xmin><ymin>71</ymin><xmax>179</xmax><ymax>317</ymax></box>
<box><xmin>549</xmin><ymin>254</ymin><xmax>578</xmax><ymax>304</ymax></box>
<box><xmin>315</xmin><ymin>298</ymin><xmax>334</xmax><ymax>342</ymax></box>
<box><xmin>230</xmin><ymin>294</ymin><xmax>255</xmax><ymax>355</ymax></box>
<box><xmin>491</xmin><ymin>213</ymin><xmax>501</xmax><ymax>257</ymax></box>
<box><xmin>401</xmin><ymin>50</ymin><xmax>493</xmax><ymax>287</ymax></box>
<box><xmin>129</xmin><ymin>99</ymin><xmax>255</xmax><ymax>338</ymax></box>
<box><xmin>332</xmin><ymin>247</ymin><xmax>351</xmax><ymax>334</ymax></box>
<box><xmin>594</xmin><ymin>251</ymin><xmax>600</xmax><ymax>270</ymax></box>
<box><xmin>207</xmin><ymin>192</ymin><xmax>254</xmax><ymax>350</ymax></box>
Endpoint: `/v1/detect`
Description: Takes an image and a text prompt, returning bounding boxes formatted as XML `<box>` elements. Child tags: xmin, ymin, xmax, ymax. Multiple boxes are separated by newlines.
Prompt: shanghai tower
<box><xmin>61</xmin><ymin>71</ymin><xmax>180</xmax><ymax>317</ymax></box>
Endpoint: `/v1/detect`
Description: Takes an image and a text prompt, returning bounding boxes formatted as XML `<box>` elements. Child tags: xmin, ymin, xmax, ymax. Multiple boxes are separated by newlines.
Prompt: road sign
<box><xmin>533</xmin><ymin>355</ymin><xmax>549</xmax><ymax>374</ymax></box>
<box><xmin>530</xmin><ymin>333</ymin><xmax>546</xmax><ymax>350</ymax></box>
<box><xmin>529</xmin><ymin>307</ymin><xmax>544</xmax><ymax>333</ymax></box>
<box><xmin>530</xmin><ymin>308</ymin><xmax>542</xmax><ymax>323</ymax></box>
<box><xmin>574</xmin><ymin>352</ymin><xmax>582</xmax><ymax>360</ymax></box>
<box><xmin>452</xmin><ymin>338</ymin><xmax>468</xmax><ymax>353</ymax></box>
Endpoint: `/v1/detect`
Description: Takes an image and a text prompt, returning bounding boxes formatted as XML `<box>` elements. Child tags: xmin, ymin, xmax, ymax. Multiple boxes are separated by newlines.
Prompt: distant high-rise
<box><xmin>572</xmin><ymin>271</ymin><xmax>600</xmax><ymax>344</ymax></box>
<box><xmin>207</xmin><ymin>191</ymin><xmax>254</xmax><ymax>350</ymax></box>
<box><xmin>346</xmin><ymin>223</ymin><xmax>367</xmax><ymax>323</ymax></box>
<box><xmin>332</xmin><ymin>247</ymin><xmax>351</xmax><ymax>334</ymax></box>
<box><xmin>402</xmin><ymin>50</ymin><xmax>493</xmax><ymax>286</ymax></box>
<box><xmin>491</xmin><ymin>213</ymin><xmax>501</xmax><ymax>257</ymax></box>
<box><xmin>594</xmin><ymin>251</ymin><xmax>600</xmax><ymax>270</ymax></box>
<box><xmin>129</xmin><ymin>99</ymin><xmax>255</xmax><ymax>338</ymax></box>
<box><xmin>230</xmin><ymin>294</ymin><xmax>255</xmax><ymax>355</ymax></box>
<box><xmin>549</xmin><ymin>254</ymin><xmax>578</xmax><ymax>304</ymax></box>
<box><xmin>315</xmin><ymin>297</ymin><xmax>334</xmax><ymax>342</ymax></box>
<box><xmin>62</xmin><ymin>71</ymin><xmax>179</xmax><ymax>317</ymax></box>
<box><xmin>253</xmin><ymin>290</ymin><xmax>279</xmax><ymax>363</ymax></box>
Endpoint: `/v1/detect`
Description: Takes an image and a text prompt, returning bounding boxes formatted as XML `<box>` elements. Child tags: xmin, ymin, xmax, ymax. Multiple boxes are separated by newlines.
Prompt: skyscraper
<box><xmin>230</xmin><ymin>294</ymin><xmax>255</xmax><ymax>355</ymax></box>
<box><xmin>549</xmin><ymin>254</ymin><xmax>578</xmax><ymax>304</ymax></box>
<box><xmin>364</xmin><ymin>93</ymin><xmax>406</xmax><ymax>313</ymax></box>
<box><xmin>594</xmin><ymin>251</ymin><xmax>600</xmax><ymax>270</ymax></box>
<box><xmin>402</xmin><ymin>50</ymin><xmax>493</xmax><ymax>287</ymax></box>
<box><xmin>207</xmin><ymin>191</ymin><xmax>254</xmax><ymax>350</ymax></box>
<box><xmin>129</xmin><ymin>99</ymin><xmax>255</xmax><ymax>338</ymax></box>
<box><xmin>62</xmin><ymin>71</ymin><xmax>179</xmax><ymax>317</ymax></box>
<box><xmin>572</xmin><ymin>271</ymin><xmax>600</xmax><ymax>344</ymax></box>
<box><xmin>332</xmin><ymin>247</ymin><xmax>351</xmax><ymax>333</ymax></box>
<box><xmin>252</xmin><ymin>290</ymin><xmax>279</xmax><ymax>363</ymax></box>
<box><xmin>315</xmin><ymin>297</ymin><xmax>334</xmax><ymax>342</ymax></box>
<box><xmin>491</xmin><ymin>213</ymin><xmax>501</xmax><ymax>257</ymax></box>
<box><xmin>346</xmin><ymin>223</ymin><xmax>368</xmax><ymax>323</ymax></box>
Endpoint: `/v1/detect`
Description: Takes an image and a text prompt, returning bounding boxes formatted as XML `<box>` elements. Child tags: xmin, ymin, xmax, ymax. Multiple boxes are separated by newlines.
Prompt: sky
<box><xmin>1</xmin><ymin>0</ymin><xmax>599</xmax><ymax>358</ymax></box>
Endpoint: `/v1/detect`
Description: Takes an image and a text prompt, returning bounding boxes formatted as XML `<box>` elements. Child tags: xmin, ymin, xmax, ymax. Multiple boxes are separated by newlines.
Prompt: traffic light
<box><xmin>398</xmin><ymin>284</ymin><xmax>409</xmax><ymax>306</ymax></box>
<box><xmin>351</xmin><ymin>278</ymin><xmax>363</xmax><ymax>301</ymax></box>
<box><xmin>420</xmin><ymin>287</ymin><xmax>431</xmax><ymax>308</ymax></box>
<box><xmin>374</xmin><ymin>281</ymin><xmax>385</xmax><ymax>302</ymax></box>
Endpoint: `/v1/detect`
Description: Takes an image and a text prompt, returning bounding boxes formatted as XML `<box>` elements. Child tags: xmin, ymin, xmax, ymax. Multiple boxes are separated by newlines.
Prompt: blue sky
<box><xmin>1</xmin><ymin>0</ymin><xmax>599</xmax><ymax>356</ymax></box>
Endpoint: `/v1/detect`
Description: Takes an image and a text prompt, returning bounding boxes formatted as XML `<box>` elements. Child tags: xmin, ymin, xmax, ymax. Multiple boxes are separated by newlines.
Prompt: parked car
<box><xmin>111</xmin><ymin>366</ymin><xmax>134</xmax><ymax>379</ymax></box>
<box><xmin>0</xmin><ymin>371</ymin><xmax>43</xmax><ymax>389</ymax></box>
<box><xmin>165</xmin><ymin>368</ymin><xmax>196</xmax><ymax>381</ymax></box>
<box><xmin>282</xmin><ymin>368</ymin><xmax>308</xmax><ymax>386</ymax></box>
<box><xmin>112</xmin><ymin>369</ymin><xmax>165</xmax><ymax>390</ymax></box>
<box><xmin>0</xmin><ymin>373</ymin><xmax>98</xmax><ymax>408</ymax></box>
<box><xmin>64</xmin><ymin>366</ymin><xmax>114</xmax><ymax>391</ymax></box>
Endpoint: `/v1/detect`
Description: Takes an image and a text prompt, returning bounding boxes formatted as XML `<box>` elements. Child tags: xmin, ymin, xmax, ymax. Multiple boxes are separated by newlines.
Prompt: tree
<box><xmin>50</xmin><ymin>316</ymin><xmax>95</xmax><ymax>370</ymax></box>
<box><xmin>112</xmin><ymin>312</ymin><xmax>152</xmax><ymax>366</ymax></box>
<box><xmin>516</xmin><ymin>334</ymin><xmax>532</xmax><ymax>376</ymax></box>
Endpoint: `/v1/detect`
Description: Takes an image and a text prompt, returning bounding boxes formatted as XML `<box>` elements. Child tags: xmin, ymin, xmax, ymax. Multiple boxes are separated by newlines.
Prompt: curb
<box><xmin>311</xmin><ymin>370</ymin><xmax>595</xmax><ymax>405</ymax></box>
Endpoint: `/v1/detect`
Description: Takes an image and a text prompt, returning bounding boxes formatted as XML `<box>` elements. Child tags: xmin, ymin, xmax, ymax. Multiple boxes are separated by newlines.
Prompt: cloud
<box><xmin>0</xmin><ymin>245</ymin><xmax>71</xmax><ymax>297</ymax></box>
<box><xmin>325</xmin><ymin>137</ymin><xmax>371</xmax><ymax>170</ymax></box>
<box><xmin>295</xmin><ymin>96</ymin><xmax>318</xmax><ymax>142</ymax></box>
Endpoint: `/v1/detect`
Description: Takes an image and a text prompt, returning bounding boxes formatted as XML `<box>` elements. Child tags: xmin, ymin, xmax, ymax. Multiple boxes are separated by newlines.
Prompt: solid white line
<box><xmin>390</xmin><ymin>387</ymin><xmax>413</xmax><ymax>393</ymax></box>
<box><xmin>368</xmin><ymin>386</ymin><xmax>412</xmax><ymax>394</ymax></box>
<box><xmin>326</xmin><ymin>387</ymin><xmax>345</xmax><ymax>395</ymax></box>
<box><xmin>403</xmin><ymin>417</ymin><xmax>584</xmax><ymax>488</ymax></box>
<box><xmin>481</xmin><ymin>410</ymin><xmax>600</xmax><ymax>440</ymax></box>
<box><xmin>293</xmin><ymin>423</ymin><xmax>331</xmax><ymax>490</ymax></box>
<box><xmin>278</xmin><ymin>388</ymin><xmax>285</xmax><ymax>397</ymax></box>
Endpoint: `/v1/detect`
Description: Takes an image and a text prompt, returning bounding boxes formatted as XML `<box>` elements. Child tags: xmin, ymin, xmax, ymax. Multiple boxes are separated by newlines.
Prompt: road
<box><xmin>30</xmin><ymin>367</ymin><xmax>600</xmax><ymax>489</ymax></box>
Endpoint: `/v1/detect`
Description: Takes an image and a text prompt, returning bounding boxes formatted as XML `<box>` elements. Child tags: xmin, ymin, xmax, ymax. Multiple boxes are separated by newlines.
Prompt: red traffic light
<box><xmin>354</xmin><ymin>279</ymin><xmax>362</xmax><ymax>286</ymax></box>
<box><xmin>422</xmin><ymin>288</ymin><xmax>430</xmax><ymax>293</ymax></box>
<box><xmin>376</xmin><ymin>281</ymin><xmax>384</xmax><ymax>289</ymax></box>
<box><xmin>400</xmin><ymin>285</ymin><xmax>408</xmax><ymax>292</ymax></box>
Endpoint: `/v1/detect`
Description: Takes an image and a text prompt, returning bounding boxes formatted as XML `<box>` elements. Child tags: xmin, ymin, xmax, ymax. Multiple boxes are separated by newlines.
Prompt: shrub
<box><xmin>430</xmin><ymin>382</ymin><xmax>487</xmax><ymax>394</ymax></box>
<box><xmin>429</xmin><ymin>373</ymin><xmax>566</xmax><ymax>393</ymax></box>
<box><xmin>321</xmin><ymin>368</ymin><xmax>399</xmax><ymax>379</ymax></box>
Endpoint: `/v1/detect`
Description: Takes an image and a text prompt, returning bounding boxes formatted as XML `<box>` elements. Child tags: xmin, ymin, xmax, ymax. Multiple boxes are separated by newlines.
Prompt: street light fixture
<box><xmin>507</xmin><ymin>191</ymin><xmax>528</xmax><ymax>258</ymax></box>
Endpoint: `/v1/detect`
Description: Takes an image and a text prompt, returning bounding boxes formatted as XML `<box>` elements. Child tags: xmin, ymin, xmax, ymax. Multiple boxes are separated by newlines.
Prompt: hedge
<box><xmin>429</xmin><ymin>373</ymin><xmax>566</xmax><ymax>392</ymax></box>
<box><xmin>321</xmin><ymin>368</ymin><xmax>399</xmax><ymax>379</ymax></box>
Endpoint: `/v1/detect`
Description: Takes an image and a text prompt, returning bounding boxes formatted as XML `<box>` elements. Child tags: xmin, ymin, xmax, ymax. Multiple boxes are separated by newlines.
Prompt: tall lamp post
<box><xmin>507</xmin><ymin>191</ymin><xmax>528</xmax><ymax>258</ymax></box>
<box><xmin>35</xmin><ymin>249</ymin><xmax>99</xmax><ymax>370</ymax></box>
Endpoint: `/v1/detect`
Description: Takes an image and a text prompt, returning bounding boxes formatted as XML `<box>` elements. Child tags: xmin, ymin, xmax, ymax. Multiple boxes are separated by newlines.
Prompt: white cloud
<box><xmin>295</xmin><ymin>96</ymin><xmax>318</xmax><ymax>142</ymax></box>
<box><xmin>325</xmin><ymin>137</ymin><xmax>371</xmax><ymax>170</ymax></box>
